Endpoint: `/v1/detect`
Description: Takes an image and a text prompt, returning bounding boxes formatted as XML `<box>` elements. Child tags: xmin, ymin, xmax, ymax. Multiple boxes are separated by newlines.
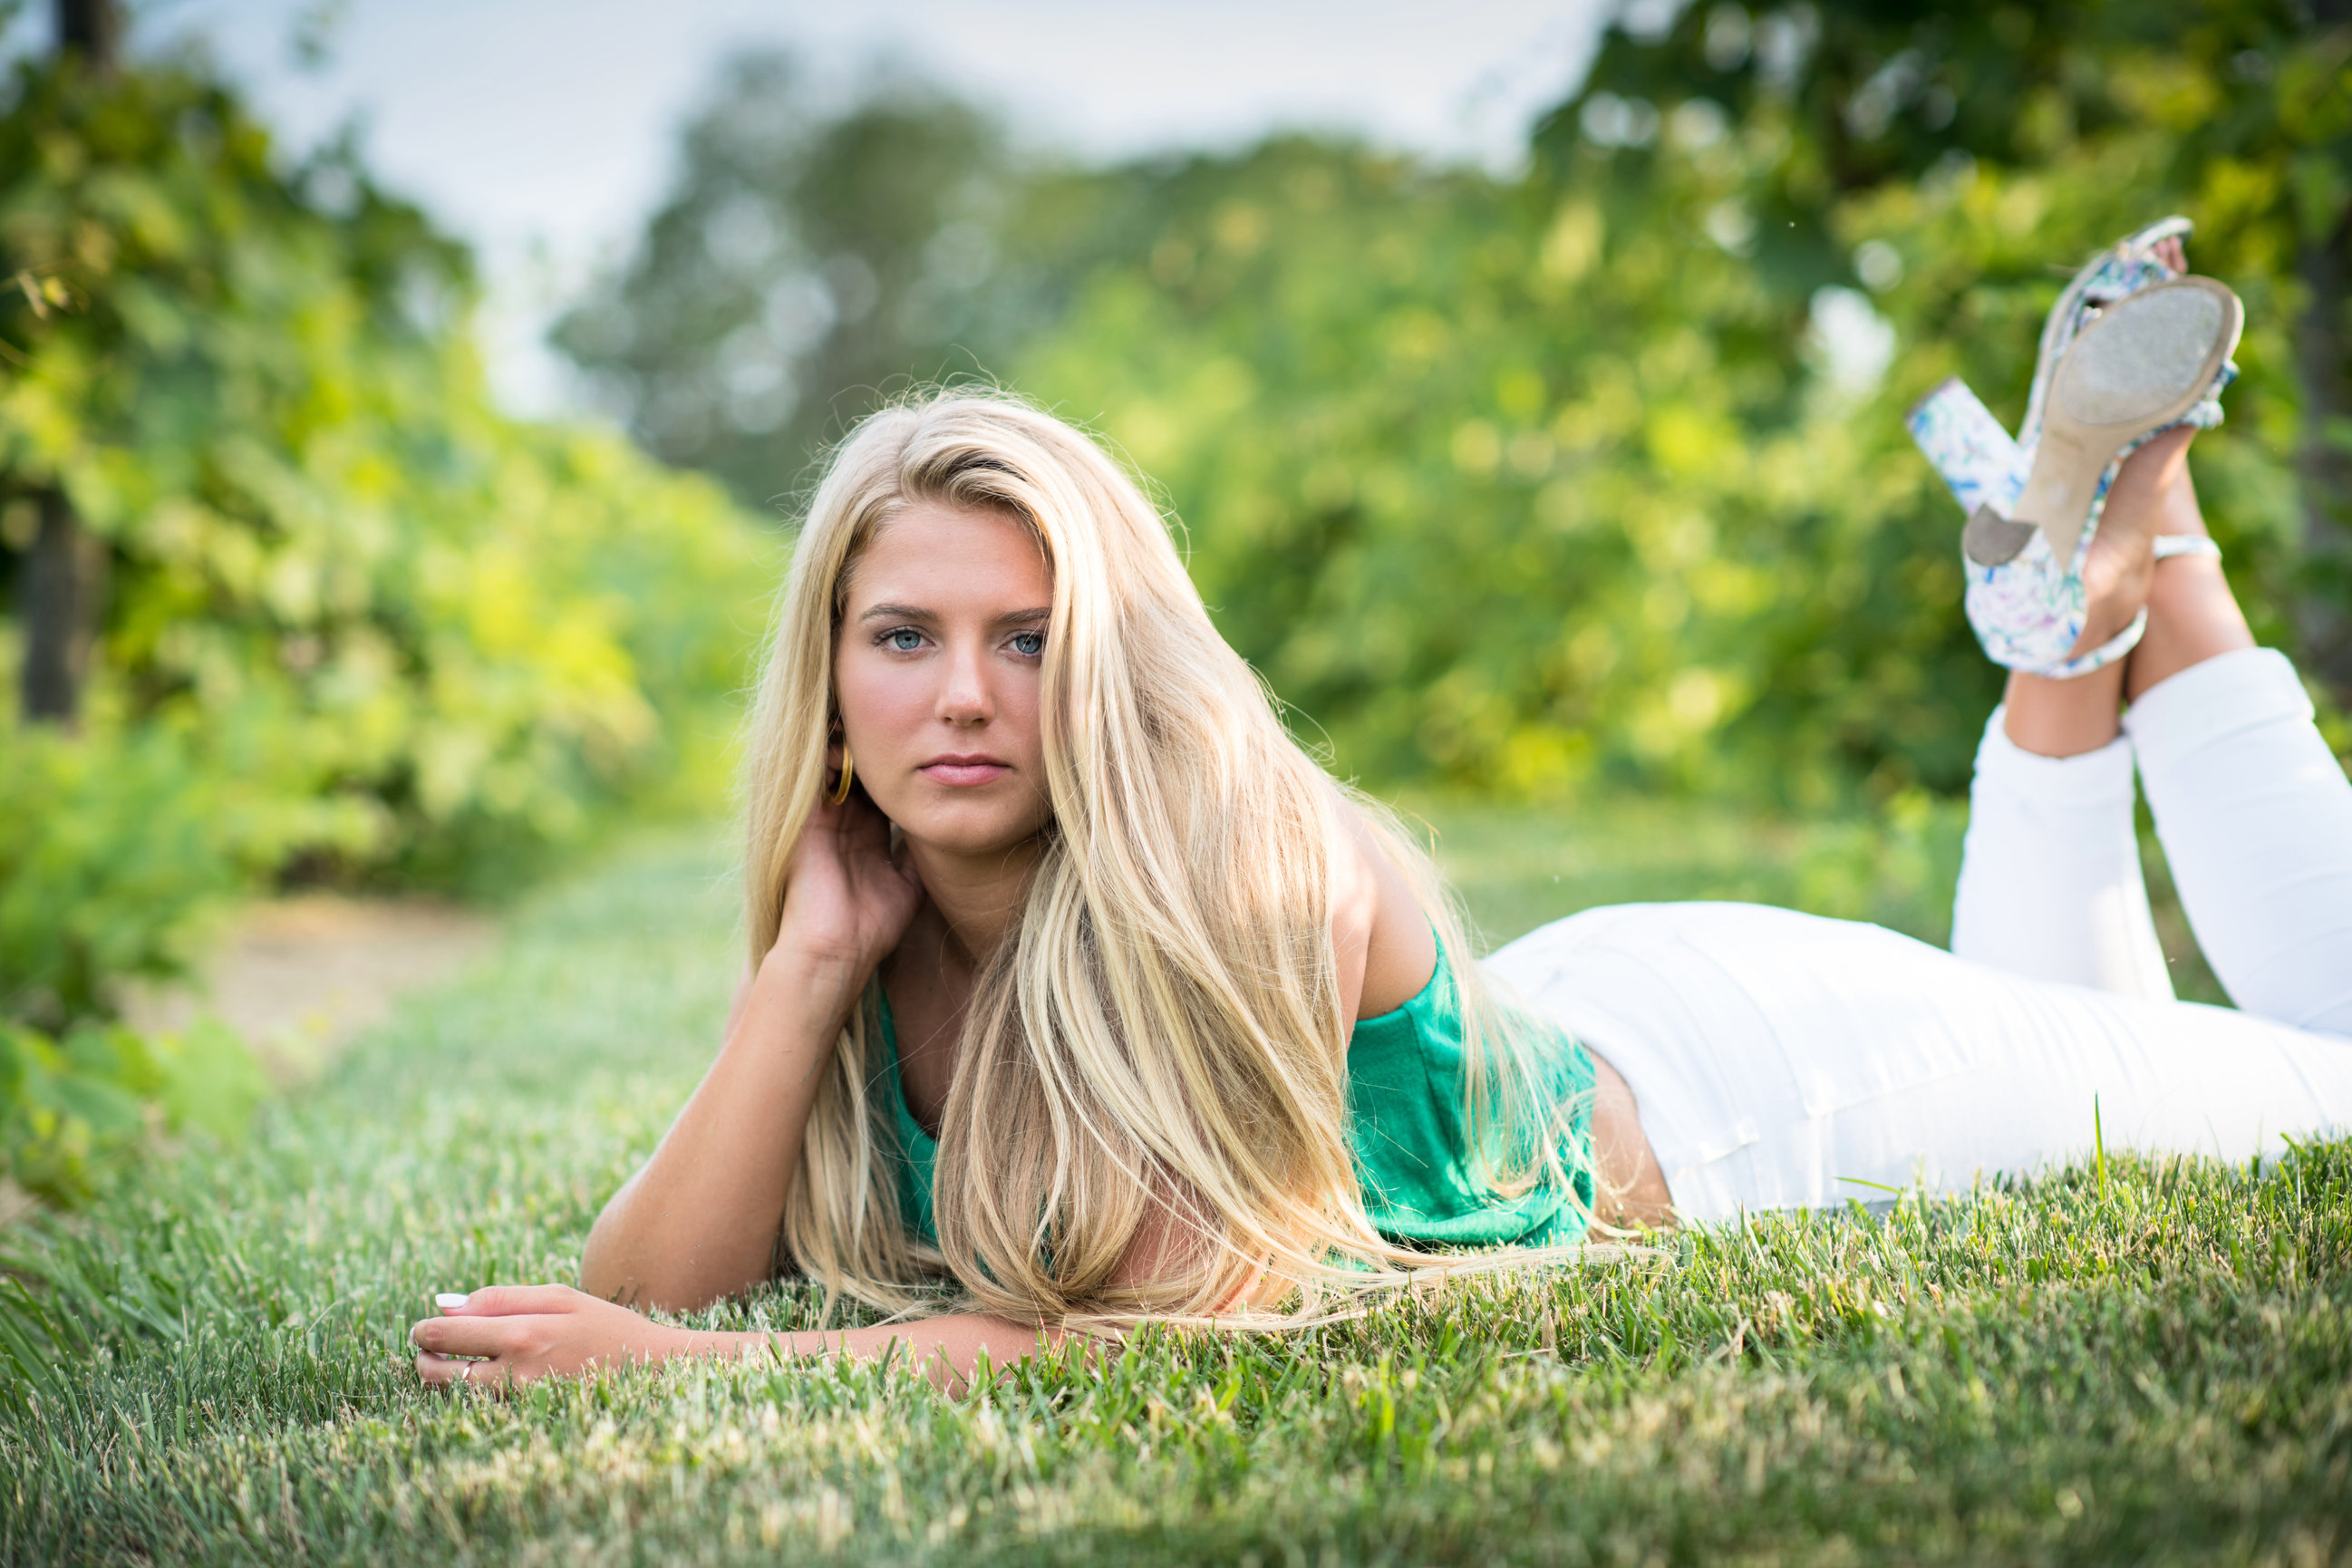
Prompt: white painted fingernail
<box><xmin>436</xmin><ymin>1292</ymin><xmax>470</xmax><ymax>1311</ymax></box>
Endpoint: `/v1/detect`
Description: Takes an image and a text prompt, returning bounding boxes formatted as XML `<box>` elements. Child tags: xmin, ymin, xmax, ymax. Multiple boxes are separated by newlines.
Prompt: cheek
<box><xmin>1001</xmin><ymin>668</ymin><xmax>1048</xmax><ymax>759</ymax></box>
<box><xmin>834</xmin><ymin>644</ymin><xmax>925</xmax><ymax>742</ymax></box>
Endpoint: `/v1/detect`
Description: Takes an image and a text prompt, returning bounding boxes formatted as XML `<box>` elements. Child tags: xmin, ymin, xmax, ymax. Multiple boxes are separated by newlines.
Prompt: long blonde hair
<box><xmin>741</xmin><ymin>390</ymin><xmax>1572</xmax><ymax>1327</ymax></box>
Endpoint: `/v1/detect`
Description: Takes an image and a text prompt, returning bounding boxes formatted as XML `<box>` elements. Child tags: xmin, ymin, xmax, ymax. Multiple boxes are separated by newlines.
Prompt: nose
<box><xmin>935</xmin><ymin>638</ymin><xmax>995</xmax><ymax>726</ymax></box>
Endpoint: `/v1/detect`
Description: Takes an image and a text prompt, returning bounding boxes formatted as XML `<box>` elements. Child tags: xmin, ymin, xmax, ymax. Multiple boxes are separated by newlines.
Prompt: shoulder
<box><xmin>1325</xmin><ymin>789</ymin><xmax>1440</xmax><ymax>1024</ymax></box>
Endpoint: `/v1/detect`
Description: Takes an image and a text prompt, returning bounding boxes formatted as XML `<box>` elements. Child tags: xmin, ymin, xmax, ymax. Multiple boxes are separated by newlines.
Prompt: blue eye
<box><xmin>887</xmin><ymin>628</ymin><xmax>924</xmax><ymax>652</ymax></box>
<box><xmin>1011</xmin><ymin>631</ymin><xmax>1045</xmax><ymax>658</ymax></box>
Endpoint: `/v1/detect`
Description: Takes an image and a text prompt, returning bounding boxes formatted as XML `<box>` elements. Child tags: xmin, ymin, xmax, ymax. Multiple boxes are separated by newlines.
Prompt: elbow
<box><xmin>576</xmin><ymin>1194</ymin><xmax>760</xmax><ymax>1315</ymax></box>
<box><xmin>576</xmin><ymin>1176</ymin><xmax>649</xmax><ymax>1305</ymax></box>
<box><xmin>576</xmin><ymin>1214</ymin><xmax>624</xmax><ymax>1303</ymax></box>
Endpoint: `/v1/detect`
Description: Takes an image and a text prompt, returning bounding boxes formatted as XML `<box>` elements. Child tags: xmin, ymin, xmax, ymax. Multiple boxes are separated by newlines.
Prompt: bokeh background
<box><xmin>4</xmin><ymin>0</ymin><xmax>2349</xmax><ymax>1198</ymax></box>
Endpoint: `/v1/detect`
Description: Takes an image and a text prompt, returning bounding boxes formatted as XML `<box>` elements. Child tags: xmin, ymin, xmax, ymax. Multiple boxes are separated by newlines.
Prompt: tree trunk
<box><xmin>17</xmin><ymin>491</ymin><xmax>108</xmax><ymax>725</ymax></box>
<box><xmin>15</xmin><ymin>0</ymin><xmax>117</xmax><ymax>723</ymax></box>
<box><xmin>56</xmin><ymin>0</ymin><xmax>119</xmax><ymax>72</ymax></box>
<box><xmin>2291</xmin><ymin>204</ymin><xmax>2352</xmax><ymax>704</ymax></box>
<box><xmin>2282</xmin><ymin>8</ymin><xmax>2352</xmax><ymax>703</ymax></box>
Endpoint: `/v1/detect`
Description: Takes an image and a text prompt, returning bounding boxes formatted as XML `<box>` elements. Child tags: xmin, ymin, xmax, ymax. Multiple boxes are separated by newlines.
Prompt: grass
<box><xmin>3</xmin><ymin>799</ymin><xmax>2339</xmax><ymax>1564</ymax></box>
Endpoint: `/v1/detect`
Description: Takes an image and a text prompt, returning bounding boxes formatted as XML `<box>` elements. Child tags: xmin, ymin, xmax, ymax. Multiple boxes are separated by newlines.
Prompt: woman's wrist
<box><xmin>669</xmin><ymin>1325</ymin><xmax>745</xmax><ymax>1362</ymax></box>
<box><xmin>671</xmin><ymin>1326</ymin><xmax>808</xmax><ymax>1368</ymax></box>
<box><xmin>752</xmin><ymin>942</ymin><xmax>874</xmax><ymax>1026</ymax></box>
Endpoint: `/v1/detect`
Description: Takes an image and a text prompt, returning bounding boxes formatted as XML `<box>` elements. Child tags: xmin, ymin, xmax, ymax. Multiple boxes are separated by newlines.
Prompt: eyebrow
<box><xmin>857</xmin><ymin>603</ymin><xmax>1052</xmax><ymax>627</ymax></box>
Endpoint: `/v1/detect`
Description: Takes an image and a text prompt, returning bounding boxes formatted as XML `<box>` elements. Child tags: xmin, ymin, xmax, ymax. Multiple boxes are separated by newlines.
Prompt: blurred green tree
<box><xmin>1007</xmin><ymin>131</ymin><xmax>1987</xmax><ymax>802</ymax></box>
<box><xmin>552</xmin><ymin>51</ymin><xmax>1020</xmax><ymax>508</ymax></box>
<box><xmin>0</xmin><ymin>26</ymin><xmax>761</xmax><ymax>882</ymax></box>
<box><xmin>15</xmin><ymin>0</ymin><xmax>121</xmax><ymax>725</ymax></box>
<box><xmin>0</xmin><ymin>11</ymin><xmax>767</xmax><ymax>1195</ymax></box>
<box><xmin>1009</xmin><ymin>0</ymin><xmax>2351</xmax><ymax>797</ymax></box>
<box><xmin>1554</xmin><ymin>0</ymin><xmax>2352</xmax><ymax>690</ymax></box>
<box><xmin>565</xmin><ymin>3</ymin><xmax>2350</xmax><ymax>807</ymax></box>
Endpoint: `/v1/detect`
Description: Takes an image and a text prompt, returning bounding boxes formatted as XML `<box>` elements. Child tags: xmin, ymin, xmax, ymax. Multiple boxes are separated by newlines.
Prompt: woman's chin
<box><xmin>888</xmin><ymin>797</ymin><xmax>1050</xmax><ymax>864</ymax></box>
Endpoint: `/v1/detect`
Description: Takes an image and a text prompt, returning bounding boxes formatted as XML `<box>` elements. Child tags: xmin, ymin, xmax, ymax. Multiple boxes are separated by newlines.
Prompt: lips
<box><xmin>919</xmin><ymin>754</ymin><xmax>1011</xmax><ymax>788</ymax></box>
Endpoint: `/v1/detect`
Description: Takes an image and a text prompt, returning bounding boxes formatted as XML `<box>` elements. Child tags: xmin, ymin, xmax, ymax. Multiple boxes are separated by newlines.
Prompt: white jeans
<box><xmin>1485</xmin><ymin>648</ymin><xmax>2352</xmax><ymax>1223</ymax></box>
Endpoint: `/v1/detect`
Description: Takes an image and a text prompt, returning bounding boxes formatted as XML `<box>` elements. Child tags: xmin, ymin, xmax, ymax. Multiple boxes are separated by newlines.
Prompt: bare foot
<box><xmin>2066</xmin><ymin>425</ymin><xmax>2197</xmax><ymax>657</ymax></box>
<box><xmin>2003</xmin><ymin>425</ymin><xmax>2187</xmax><ymax>757</ymax></box>
<box><xmin>2124</xmin><ymin>452</ymin><xmax>2256</xmax><ymax>702</ymax></box>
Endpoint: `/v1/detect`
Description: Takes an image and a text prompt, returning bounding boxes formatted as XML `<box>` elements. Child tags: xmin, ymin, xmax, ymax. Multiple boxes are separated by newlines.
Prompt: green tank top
<box><xmin>874</xmin><ymin>946</ymin><xmax>1597</xmax><ymax>1253</ymax></box>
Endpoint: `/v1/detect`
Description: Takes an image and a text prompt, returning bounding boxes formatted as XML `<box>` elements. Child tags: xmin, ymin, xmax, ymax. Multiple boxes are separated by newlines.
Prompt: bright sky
<box><xmin>121</xmin><ymin>0</ymin><xmax>1612</xmax><ymax>413</ymax></box>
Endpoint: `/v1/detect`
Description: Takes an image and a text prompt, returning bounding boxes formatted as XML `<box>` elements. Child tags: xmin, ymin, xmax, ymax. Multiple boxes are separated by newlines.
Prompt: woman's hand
<box><xmin>413</xmin><ymin>1288</ymin><xmax>1089</xmax><ymax>1396</ymax></box>
<box><xmin>411</xmin><ymin>1285</ymin><xmax>687</xmax><ymax>1389</ymax></box>
<box><xmin>576</xmin><ymin>758</ymin><xmax>924</xmax><ymax>1315</ymax></box>
<box><xmin>774</xmin><ymin>756</ymin><xmax>925</xmax><ymax>982</ymax></box>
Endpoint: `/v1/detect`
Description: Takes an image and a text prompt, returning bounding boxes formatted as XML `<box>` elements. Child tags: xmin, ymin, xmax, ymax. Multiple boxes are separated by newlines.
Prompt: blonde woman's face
<box><xmin>834</xmin><ymin>501</ymin><xmax>1055</xmax><ymax>857</ymax></box>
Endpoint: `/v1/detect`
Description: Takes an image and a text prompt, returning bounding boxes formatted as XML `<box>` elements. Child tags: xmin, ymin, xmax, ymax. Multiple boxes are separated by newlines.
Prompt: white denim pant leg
<box><xmin>1482</xmin><ymin>649</ymin><xmax>2352</xmax><ymax>1224</ymax></box>
<box><xmin>1949</xmin><ymin>711</ymin><xmax>2173</xmax><ymax>1001</ymax></box>
<box><xmin>1486</xmin><ymin>905</ymin><xmax>2352</xmax><ymax>1223</ymax></box>
<box><xmin>2124</xmin><ymin>647</ymin><xmax>2352</xmax><ymax>1033</ymax></box>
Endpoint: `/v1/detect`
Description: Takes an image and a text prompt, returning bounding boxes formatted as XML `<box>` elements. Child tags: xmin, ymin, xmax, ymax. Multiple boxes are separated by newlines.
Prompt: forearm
<box><xmin>413</xmin><ymin>1289</ymin><xmax>1082</xmax><ymax>1395</ymax></box>
<box><xmin>580</xmin><ymin>953</ymin><xmax>865</xmax><ymax>1311</ymax></box>
<box><xmin>682</xmin><ymin>1312</ymin><xmax>1089</xmax><ymax>1394</ymax></box>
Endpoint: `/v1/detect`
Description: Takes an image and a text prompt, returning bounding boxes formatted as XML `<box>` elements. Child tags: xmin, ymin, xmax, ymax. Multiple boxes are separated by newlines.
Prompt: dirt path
<box><xmin>125</xmin><ymin>895</ymin><xmax>497</xmax><ymax>1082</ymax></box>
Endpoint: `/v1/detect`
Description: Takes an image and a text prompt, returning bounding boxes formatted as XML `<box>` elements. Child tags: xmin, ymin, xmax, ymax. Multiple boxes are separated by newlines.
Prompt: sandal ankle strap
<box><xmin>2028</xmin><ymin>607</ymin><xmax>2149</xmax><ymax>680</ymax></box>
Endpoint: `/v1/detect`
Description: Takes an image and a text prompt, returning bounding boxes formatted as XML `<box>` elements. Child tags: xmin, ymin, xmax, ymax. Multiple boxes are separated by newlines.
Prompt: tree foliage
<box><xmin>0</xmin><ymin>53</ymin><xmax>763</xmax><ymax>867</ymax></box>
<box><xmin>1554</xmin><ymin>0</ymin><xmax>2352</xmax><ymax>686</ymax></box>
<box><xmin>577</xmin><ymin>5</ymin><xmax>2350</xmax><ymax>805</ymax></box>
<box><xmin>554</xmin><ymin>52</ymin><xmax>1019</xmax><ymax>508</ymax></box>
<box><xmin>0</xmin><ymin>45</ymin><xmax>768</xmax><ymax>1195</ymax></box>
<box><xmin>1011</xmin><ymin>134</ymin><xmax>1986</xmax><ymax>799</ymax></box>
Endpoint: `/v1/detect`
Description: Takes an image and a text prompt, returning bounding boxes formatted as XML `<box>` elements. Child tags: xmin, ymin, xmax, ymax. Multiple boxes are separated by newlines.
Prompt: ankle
<box><xmin>2125</xmin><ymin>557</ymin><xmax>2256</xmax><ymax>702</ymax></box>
<box><xmin>2003</xmin><ymin>666</ymin><xmax>2126</xmax><ymax>757</ymax></box>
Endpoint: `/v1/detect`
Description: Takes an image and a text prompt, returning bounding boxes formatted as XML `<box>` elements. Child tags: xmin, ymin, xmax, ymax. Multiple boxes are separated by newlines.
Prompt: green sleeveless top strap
<box><xmin>874</xmin><ymin>944</ymin><xmax>1596</xmax><ymax>1253</ymax></box>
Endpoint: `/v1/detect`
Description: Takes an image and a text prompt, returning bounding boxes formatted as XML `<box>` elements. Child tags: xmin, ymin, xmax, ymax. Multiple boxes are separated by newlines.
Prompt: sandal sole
<box><xmin>2014</xmin><ymin>276</ymin><xmax>2242</xmax><ymax>566</ymax></box>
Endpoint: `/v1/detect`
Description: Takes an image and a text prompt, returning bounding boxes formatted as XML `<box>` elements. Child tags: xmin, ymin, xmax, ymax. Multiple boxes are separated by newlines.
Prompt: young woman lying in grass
<box><xmin>411</xmin><ymin>222</ymin><xmax>2352</xmax><ymax>1392</ymax></box>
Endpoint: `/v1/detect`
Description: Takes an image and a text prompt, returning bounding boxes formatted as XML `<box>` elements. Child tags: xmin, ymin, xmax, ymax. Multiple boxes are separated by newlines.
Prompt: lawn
<box><xmin>4</xmin><ymin>800</ymin><xmax>2343</xmax><ymax>1564</ymax></box>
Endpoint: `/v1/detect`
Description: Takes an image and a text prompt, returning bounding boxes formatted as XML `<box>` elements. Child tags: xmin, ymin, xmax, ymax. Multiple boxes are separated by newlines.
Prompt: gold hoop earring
<box><xmin>827</xmin><ymin>745</ymin><xmax>856</xmax><ymax>806</ymax></box>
